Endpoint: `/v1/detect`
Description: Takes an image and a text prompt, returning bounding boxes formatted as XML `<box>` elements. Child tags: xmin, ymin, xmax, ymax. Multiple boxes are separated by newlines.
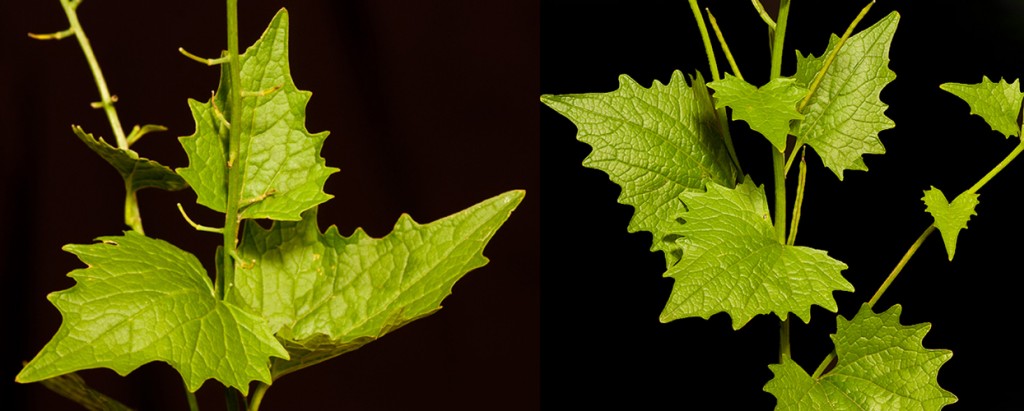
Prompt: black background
<box><xmin>1</xmin><ymin>1</ymin><xmax>537</xmax><ymax>410</ymax></box>
<box><xmin>542</xmin><ymin>0</ymin><xmax>1023</xmax><ymax>409</ymax></box>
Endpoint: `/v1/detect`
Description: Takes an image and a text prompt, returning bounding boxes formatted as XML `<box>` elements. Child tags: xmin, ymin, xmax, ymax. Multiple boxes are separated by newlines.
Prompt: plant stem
<box><xmin>184</xmin><ymin>380</ymin><xmax>199</xmax><ymax>411</ymax></box>
<box><xmin>785</xmin><ymin>1</ymin><xmax>876</xmax><ymax>175</ymax></box>
<box><xmin>220</xmin><ymin>0</ymin><xmax>244</xmax><ymax>300</ymax></box>
<box><xmin>769</xmin><ymin>0</ymin><xmax>790</xmax><ymax>80</ymax></box>
<box><xmin>966</xmin><ymin>139</ymin><xmax>1024</xmax><ymax>195</ymax></box>
<box><xmin>248</xmin><ymin>383</ymin><xmax>270</xmax><ymax>411</ymax></box>
<box><xmin>688</xmin><ymin>0</ymin><xmax>743</xmax><ymax>175</ymax></box>
<box><xmin>750</xmin><ymin>0</ymin><xmax>777</xmax><ymax>30</ymax></box>
<box><xmin>769</xmin><ymin>0</ymin><xmax>791</xmax><ymax>363</ymax></box>
<box><xmin>811</xmin><ymin>138</ymin><xmax>1024</xmax><ymax>379</ymax></box>
<box><xmin>787</xmin><ymin>147</ymin><xmax>807</xmax><ymax>246</ymax></box>
<box><xmin>867</xmin><ymin>225</ymin><xmax>935</xmax><ymax>309</ymax></box>
<box><xmin>811</xmin><ymin>225</ymin><xmax>935</xmax><ymax>379</ymax></box>
<box><xmin>688</xmin><ymin>0</ymin><xmax>719</xmax><ymax>82</ymax></box>
<box><xmin>60</xmin><ymin>0</ymin><xmax>127</xmax><ymax>148</ymax></box>
<box><xmin>56</xmin><ymin>0</ymin><xmax>144</xmax><ymax>233</ymax></box>
<box><xmin>706</xmin><ymin>9</ymin><xmax>743</xmax><ymax>80</ymax></box>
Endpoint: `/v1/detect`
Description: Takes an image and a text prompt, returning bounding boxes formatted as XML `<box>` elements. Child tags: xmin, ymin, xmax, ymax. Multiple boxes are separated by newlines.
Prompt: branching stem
<box><xmin>811</xmin><ymin>137</ymin><xmax>1024</xmax><ymax>379</ymax></box>
<box><xmin>44</xmin><ymin>0</ymin><xmax>144</xmax><ymax>233</ymax></box>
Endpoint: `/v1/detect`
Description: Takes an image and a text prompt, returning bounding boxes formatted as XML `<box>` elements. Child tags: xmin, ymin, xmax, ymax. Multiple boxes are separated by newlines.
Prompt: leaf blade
<box><xmin>73</xmin><ymin>126</ymin><xmax>187</xmax><ymax>193</ymax></box>
<box><xmin>765</xmin><ymin>304</ymin><xmax>957</xmax><ymax>409</ymax></box>
<box><xmin>226</xmin><ymin>190</ymin><xmax>524</xmax><ymax>378</ymax></box>
<box><xmin>793</xmin><ymin>12</ymin><xmax>900</xmax><ymax>179</ymax></box>
<box><xmin>541</xmin><ymin>71</ymin><xmax>739</xmax><ymax>266</ymax></box>
<box><xmin>940</xmin><ymin>76</ymin><xmax>1024</xmax><ymax>138</ymax></box>
<box><xmin>922</xmin><ymin>186</ymin><xmax>979</xmax><ymax>261</ymax></box>
<box><xmin>660</xmin><ymin>179</ymin><xmax>852</xmax><ymax>328</ymax></box>
<box><xmin>708</xmin><ymin>75</ymin><xmax>806</xmax><ymax>151</ymax></box>
<box><xmin>178</xmin><ymin>9</ymin><xmax>338</xmax><ymax>221</ymax></box>
<box><xmin>16</xmin><ymin>232</ymin><xmax>288</xmax><ymax>395</ymax></box>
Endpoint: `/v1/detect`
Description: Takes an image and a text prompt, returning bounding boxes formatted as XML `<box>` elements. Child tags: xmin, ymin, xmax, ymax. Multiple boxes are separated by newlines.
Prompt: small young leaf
<box><xmin>765</xmin><ymin>304</ymin><xmax>957</xmax><ymax>410</ymax></box>
<box><xmin>73</xmin><ymin>126</ymin><xmax>187</xmax><ymax>193</ymax></box>
<box><xmin>178</xmin><ymin>9</ymin><xmax>338</xmax><ymax>221</ymax></box>
<box><xmin>660</xmin><ymin>179</ymin><xmax>852</xmax><ymax>329</ymax></box>
<box><xmin>225</xmin><ymin>190</ymin><xmax>524</xmax><ymax>378</ymax></box>
<box><xmin>16</xmin><ymin>231</ymin><xmax>288</xmax><ymax>395</ymax></box>
<box><xmin>793</xmin><ymin>12</ymin><xmax>899</xmax><ymax>180</ymax></box>
<box><xmin>541</xmin><ymin>71</ymin><xmax>739</xmax><ymax>266</ymax></box>
<box><xmin>708</xmin><ymin>75</ymin><xmax>806</xmax><ymax>151</ymax></box>
<box><xmin>923</xmin><ymin>186</ymin><xmax>979</xmax><ymax>261</ymax></box>
<box><xmin>940</xmin><ymin>76</ymin><xmax>1024</xmax><ymax>138</ymax></box>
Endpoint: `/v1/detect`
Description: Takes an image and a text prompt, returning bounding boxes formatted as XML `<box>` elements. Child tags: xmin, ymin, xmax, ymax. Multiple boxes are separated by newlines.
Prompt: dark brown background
<box><xmin>1</xmin><ymin>1</ymin><xmax>537</xmax><ymax>409</ymax></box>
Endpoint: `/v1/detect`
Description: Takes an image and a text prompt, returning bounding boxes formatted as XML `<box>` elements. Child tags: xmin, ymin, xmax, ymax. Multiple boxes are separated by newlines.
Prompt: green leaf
<box><xmin>792</xmin><ymin>12</ymin><xmax>899</xmax><ymax>180</ymax></box>
<box><xmin>765</xmin><ymin>304</ymin><xmax>957</xmax><ymax>410</ymax></box>
<box><xmin>226</xmin><ymin>190</ymin><xmax>524</xmax><ymax>378</ymax></box>
<box><xmin>16</xmin><ymin>231</ymin><xmax>288</xmax><ymax>395</ymax></box>
<box><xmin>541</xmin><ymin>71</ymin><xmax>739</xmax><ymax>266</ymax></box>
<box><xmin>923</xmin><ymin>186</ymin><xmax>979</xmax><ymax>261</ymax></box>
<box><xmin>73</xmin><ymin>126</ymin><xmax>187</xmax><ymax>193</ymax></box>
<box><xmin>178</xmin><ymin>9</ymin><xmax>338</xmax><ymax>221</ymax></box>
<box><xmin>940</xmin><ymin>76</ymin><xmax>1024</xmax><ymax>138</ymax></box>
<box><xmin>708</xmin><ymin>75</ymin><xmax>806</xmax><ymax>151</ymax></box>
<box><xmin>660</xmin><ymin>178</ymin><xmax>852</xmax><ymax>329</ymax></box>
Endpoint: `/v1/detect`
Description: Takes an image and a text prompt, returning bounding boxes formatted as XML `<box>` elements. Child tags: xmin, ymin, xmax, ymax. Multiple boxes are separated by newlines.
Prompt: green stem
<box><xmin>687</xmin><ymin>0</ymin><xmax>743</xmax><ymax>176</ymax></box>
<box><xmin>221</xmin><ymin>0</ymin><xmax>244</xmax><ymax>300</ymax></box>
<box><xmin>811</xmin><ymin>138</ymin><xmax>1024</xmax><ymax>379</ymax></box>
<box><xmin>966</xmin><ymin>139</ymin><xmax>1024</xmax><ymax>195</ymax></box>
<box><xmin>785</xmin><ymin>1</ymin><xmax>875</xmax><ymax>175</ymax></box>
<box><xmin>769</xmin><ymin>0</ymin><xmax>790</xmax><ymax>80</ymax></box>
<box><xmin>867</xmin><ymin>225</ymin><xmax>935</xmax><ymax>309</ymax></box>
<box><xmin>750</xmin><ymin>0</ymin><xmax>777</xmax><ymax>30</ymax></box>
<box><xmin>60</xmin><ymin>0</ymin><xmax>127</xmax><ymax>148</ymax></box>
<box><xmin>706</xmin><ymin>9</ymin><xmax>743</xmax><ymax>80</ymax></box>
<box><xmin>688</xmin><ymin>0</ymin><xmax>719</xmax><ymax>82</ymax></box>
<box><xmin>786</xmin><ymin>147</ymin><xmax>807</xmax><ymax>246</ymax></box>
<box><xmin>248</xmin><ymin>383</ymin><xmax>270</xmax><ymax>411</ymax></box>
<box><xmin>57</xmin><ymin>0</ymin><xmax>143</xmax><ymax>233</ymax></box>
<box><xmin>184</xmin><ymin>380</ymin><xmax>199</xmax><ymax>411</ymax></box>
<box><xmin>769</xmin><ymin>0</ymin><xmax>791</xmax><ymax>363</ymax></box>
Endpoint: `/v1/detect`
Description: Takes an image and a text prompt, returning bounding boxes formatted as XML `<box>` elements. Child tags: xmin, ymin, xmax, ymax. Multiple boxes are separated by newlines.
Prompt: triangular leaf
<box><xmin>178</xmin><ymin>9</ymin><xmax>338</xmax><ymax>221</ymax></box>
<box><xmin>940</xmin><ymin>76</ymin><xmax>1024</xmax><ymax>138</ymax></box>
<box><xmin>708</xmin><ymin>75</ymin><xmax>806</xmax><ymax>151</ymax></box>
<box><xmin>541</xmin><ymin>71</ymin><xmax>739</xmax><ymax>266</ymax></box>
<box><xmin>792</xmin><ymin>12</ymin><xmax>899</xmax><ymax>180</ymax></box>
<box><xmin>16</xmin><ymin>231</ymin><xmax>288</xmax><ymax>395</ymax></box>
<box><xmin>225</xmin><ymin>190</ymin><xmax>524</xmax><ymax>379</ymax></box>
<box><xmin>660</xmin><ymin>179</ymin><xmax>852</xmax><ymax>328</ymax></box>
<box><xmin>765</xmin><ymin>304</ymin><xmax>957</xmax><ymax>409</ymax></box>
<box><xmin>73</xmin><ymin>126</ymin><xmax>187</xmax><ymax>193</ymax></box>
<box><xmin>923</xmin><ymin>186</ymin><xmax>979</xmax><ymax>261</ymax></box>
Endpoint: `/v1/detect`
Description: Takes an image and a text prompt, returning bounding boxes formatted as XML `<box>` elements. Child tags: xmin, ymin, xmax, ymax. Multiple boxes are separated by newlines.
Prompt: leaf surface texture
<box><xmin>16</xmin><ymin>232</ymin><xmax>288</xmax><ymax>394</ymax></box>
<box><xmin>660</xmin><ymin>179</ymin><xmax>852</xmax><ymax>328</ymax></box>
<box><xmin>765</xmin><ymin>304</ymin><xmax>956</xmax><ymax>410</ymax></box>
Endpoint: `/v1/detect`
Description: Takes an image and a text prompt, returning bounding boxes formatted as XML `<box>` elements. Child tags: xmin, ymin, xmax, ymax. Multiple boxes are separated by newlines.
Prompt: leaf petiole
<box><xmin>179</xmin><ymin>47</ymin><xmax>230</xmax><ymax>66</ymax></box>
